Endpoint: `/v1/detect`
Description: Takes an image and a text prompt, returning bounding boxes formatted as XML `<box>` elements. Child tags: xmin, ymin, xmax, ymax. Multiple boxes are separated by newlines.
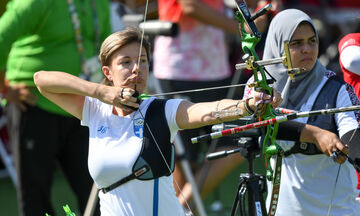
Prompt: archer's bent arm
<box><xmin>34</xmin><ymin>71</ymin><xmax>95</xmax><ymax>119</ymax></box>
<box><xmin>34</xmin><ymin>71</ymin><xmax>138</xmax><ymax>120</ymax></box>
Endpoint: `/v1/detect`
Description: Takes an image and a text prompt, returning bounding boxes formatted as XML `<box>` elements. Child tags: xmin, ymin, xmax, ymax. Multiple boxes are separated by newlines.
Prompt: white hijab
<box><xmin>263</xmin><ymin>9</ymin><xmax>326</xmax><ymax>110</ymax></box>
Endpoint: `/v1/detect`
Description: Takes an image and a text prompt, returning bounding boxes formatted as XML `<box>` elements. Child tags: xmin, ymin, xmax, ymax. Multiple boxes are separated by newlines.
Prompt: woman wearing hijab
<box><xmin>244</xmin><ymin>9</ymin><xmax>360</xmax><ymax>215</ymax></box>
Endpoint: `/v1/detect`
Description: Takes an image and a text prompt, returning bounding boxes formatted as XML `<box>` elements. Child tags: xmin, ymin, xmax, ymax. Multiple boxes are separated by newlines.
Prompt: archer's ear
<box><xmin>102</xmin><ymin>66</ymin><xmax>112</xmax><ymax>82</ymax></box>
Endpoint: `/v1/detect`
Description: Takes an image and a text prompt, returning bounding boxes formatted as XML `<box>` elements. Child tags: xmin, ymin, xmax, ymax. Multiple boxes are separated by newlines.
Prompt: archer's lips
<box><xmin>125</xmin><ymin>76</ymin><xmax>144</xmax><ymax>84</ymax></box>
<box><xmin>301</xmin><ymin>58</ymin><xmax>313</xmax><ymax>62</ymax></box>
<box><xmin>128</xmin><ymin>76</ymin><xmax>137</xmax><ymax>82</ymax></box>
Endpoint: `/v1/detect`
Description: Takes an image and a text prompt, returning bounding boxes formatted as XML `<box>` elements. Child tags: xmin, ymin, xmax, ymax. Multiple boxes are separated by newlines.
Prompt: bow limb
<box><xmin>267</xmin><ymin>155</ymin><xmax>282</xmax><ymax>216</ymax></box>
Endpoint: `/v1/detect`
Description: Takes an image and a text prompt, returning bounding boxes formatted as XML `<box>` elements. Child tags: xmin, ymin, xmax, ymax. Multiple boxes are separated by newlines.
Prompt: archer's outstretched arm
<box><xmin>176</xmin><ymin>90</ymin><xmax>282</xmax><ymax>130</ymax></box>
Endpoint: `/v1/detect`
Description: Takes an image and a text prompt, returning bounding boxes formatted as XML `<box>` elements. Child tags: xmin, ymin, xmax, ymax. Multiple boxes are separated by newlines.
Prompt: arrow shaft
<box><xmin>192</xmin><ymin>105</ymin><xmax>360</xmax><ymax>143</ymax></box>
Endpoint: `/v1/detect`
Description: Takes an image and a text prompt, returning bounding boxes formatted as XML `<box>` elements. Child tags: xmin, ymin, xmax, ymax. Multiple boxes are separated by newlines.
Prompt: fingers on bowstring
<box><xmin>120</xmin><ymin>88</ymin><xmax>133</xmax><ymax>99</ymax></box>
<box><xmin>120</xmin><ymin>88</ymin><xmax>138</xmax><ymax>102</ymax></box>
<box><xmin>331</xmin><ymin>146</ymin><xmax>349</xmax><ymax>164</ymax></box>
<box><xmin>118</xmin><ymin>87</ymin><xmax>141</xmax><ymax>110</ymax></box>
<box><xmin>335</xmin><ymin>142</ymin><xmax>349</xmax><ymax>156</ymax></box>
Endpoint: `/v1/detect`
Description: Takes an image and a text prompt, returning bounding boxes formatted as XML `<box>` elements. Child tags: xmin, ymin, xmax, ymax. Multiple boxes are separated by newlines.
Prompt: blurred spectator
<box><xmin>338</xmin><ymin>32</ymin><xmax>360</xmax><ymax>201</ymax></box>
<box><xmin>110</xmin><ymin>0</ymin><xmax>134</xmax><ymax>32</ymax></box>
<box><xmin>0</xmin><ymin>0</ymin><xmax>111</xmax><ymax>215</ymax></box>
<box><xmin>339</xmin><ymin>33</ymin><xmax>360</xmax><ymax>98</ymax></box>
<box><xmin>0</xmin><ymin>0</ymin><xmax>8</xmax><ymax>176</ymax></box>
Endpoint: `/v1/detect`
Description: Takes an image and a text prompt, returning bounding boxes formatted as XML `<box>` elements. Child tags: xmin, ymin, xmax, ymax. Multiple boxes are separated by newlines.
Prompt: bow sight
<box><xmin>234</xmin><ymin>3</ymin><xmax>301</xmax><ymax>81</ymax></box>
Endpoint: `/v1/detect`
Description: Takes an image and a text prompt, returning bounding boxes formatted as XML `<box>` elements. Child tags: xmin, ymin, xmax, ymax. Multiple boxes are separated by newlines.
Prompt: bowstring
<box><xmin>327</xmin><ymin>128</ymin><xmax>358</xmax><ymax>216</ymax></box>
<box><xmin>145</xmin><ymin>83</ymin><xmax>247</xmax><ymax>98</ymax></box>
<box><xmin>135</xmin><ymin>0</ymin><xmax>194</xmax><ymax>214</ymax></box>
<box><xmin>326</xmin><ymin>162</ymin><xmax>341</xmax><ymax>216</ymax></box>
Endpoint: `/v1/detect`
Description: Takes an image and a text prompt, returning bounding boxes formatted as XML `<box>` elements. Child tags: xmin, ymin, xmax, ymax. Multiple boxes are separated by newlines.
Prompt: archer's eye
<box><xmin>139</xmin><ymin>58</ymin><xmax>149</xmax><ymax>67</ymax></box>
<box><xmin>309</xmin><ymin>38</ymin><xmax>318</xmax><ymax>45</ymax></box>
<box><xmin>119</xmin><ymin>60</ymin><xmax>132</xmax><ymax>68</ymax></box>
<box><xmin>289</xmin><ymin>41</ymin><xmax>301</xmax><ymax>48</ymax></box>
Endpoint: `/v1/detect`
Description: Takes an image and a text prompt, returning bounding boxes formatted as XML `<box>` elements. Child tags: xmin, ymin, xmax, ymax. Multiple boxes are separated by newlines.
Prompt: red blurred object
<box><xmin>0</xmin><ymin>106</ymin><xmax>13</xmax><ymax>173</ymax></box>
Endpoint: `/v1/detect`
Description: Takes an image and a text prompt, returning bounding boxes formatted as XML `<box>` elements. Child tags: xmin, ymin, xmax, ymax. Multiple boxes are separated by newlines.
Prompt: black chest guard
<box><xmin>133</xmin><ymin>99</ymin><xmax>175</xmax><ymax>180</ymax></box>
<box><xmin>284</xmin><ymin>76</ymin><xmax>343</xmax><ymax>156</ymax></box>
<box><xmin>101</xmin><ymin>99</ymin><xmax>175</xmax><ymax>193</ymax></box>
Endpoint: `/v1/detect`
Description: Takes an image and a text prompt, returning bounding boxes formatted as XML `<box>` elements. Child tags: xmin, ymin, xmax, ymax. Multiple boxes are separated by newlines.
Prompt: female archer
<box><xmin>245</xmin><ymin>9</ymin><xmax>360</xmax><ymax>215</ymax></box>
<box><xmin>33</xmin><ymin>27</ymin><xmax>282</xmax><ymax>215</ymax></box>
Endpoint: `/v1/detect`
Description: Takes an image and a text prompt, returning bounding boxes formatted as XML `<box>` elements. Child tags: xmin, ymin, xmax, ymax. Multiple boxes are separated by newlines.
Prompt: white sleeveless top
<box><xmin>81</xmin><ymin>97</ymin><xmax>186</xmax><ymax>216</ymax></box>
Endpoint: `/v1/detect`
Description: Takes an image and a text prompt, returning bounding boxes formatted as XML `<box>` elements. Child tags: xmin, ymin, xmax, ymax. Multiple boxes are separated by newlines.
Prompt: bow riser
<box><xmin>234</xmin><ymin>3</ymin><xmax>281</xmax><ymax>184</ymax></box>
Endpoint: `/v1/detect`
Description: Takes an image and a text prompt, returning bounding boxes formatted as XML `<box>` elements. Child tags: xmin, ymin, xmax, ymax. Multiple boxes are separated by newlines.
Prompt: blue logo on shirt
<box><xmin>133</xmin><ymin>118</ymin><xmax>144</xmax><ymax>138</ymax></box>
<box><xmin>97</xmin><ymin>126</ymin><xmax>109</xmax><ymax>134</ymax></box>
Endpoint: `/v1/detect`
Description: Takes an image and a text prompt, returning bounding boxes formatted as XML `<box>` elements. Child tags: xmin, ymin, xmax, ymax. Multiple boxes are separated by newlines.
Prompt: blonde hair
<box><xmin>99</xmin><ymin>27</ymin><xmax>151</xmax><ymax>85</ymax></box>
